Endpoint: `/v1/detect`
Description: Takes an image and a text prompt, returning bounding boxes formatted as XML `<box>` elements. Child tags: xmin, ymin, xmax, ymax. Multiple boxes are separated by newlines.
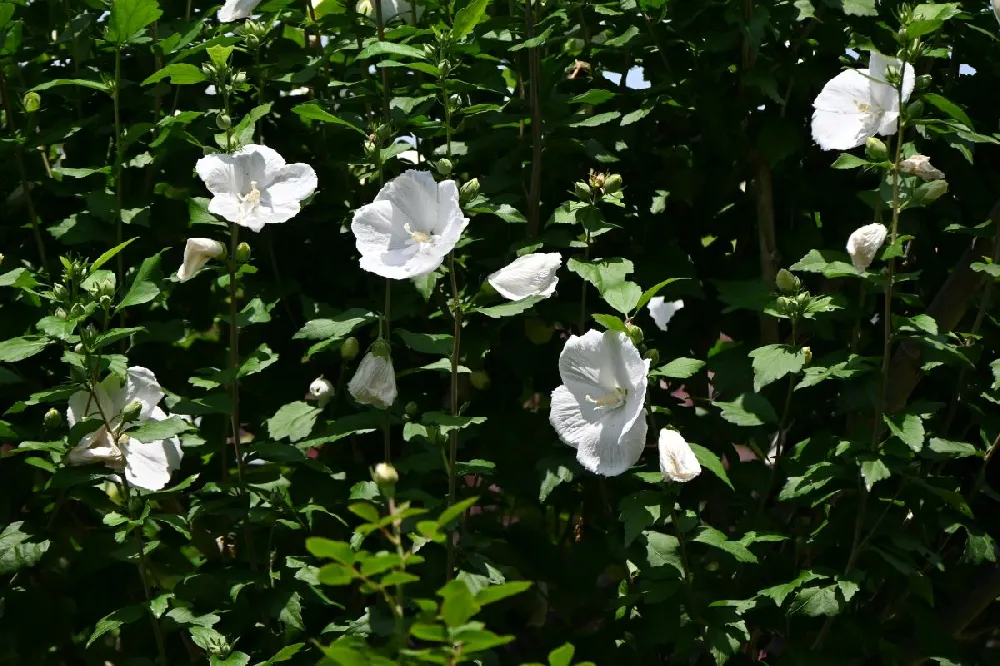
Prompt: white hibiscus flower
<box><xmin>351</xmin><ymin>170</ymin><xmax>469</xmax><ymax>279</ymax></box>
<box><xmin>66</xmin><ymin>367</ymin><xmax>183</xmax><ymax>492</ymax></box>
<box><xmin>847</xmin><ymin>222</ymin><xmax>888</xmax><ymax>273</ymax></box>
<box><xmin>811</xmin><ymin>52</ymin><xmax>915</xmax><ymax>151</ymax></box>
<box><xmin>658</xmin><ymin>429</ymin><xmax>701</xmax><ymax>482</ymax></box>
<box><xmin>899</xmin><ymin>154</ymin><xmax>945</xmax><ymax>181</ymax></box>
<box><xmin>195</xmin><ymin>144</ymin><xmax>318</xmax><ymax>232</ymax></box>
<box><xmin>647</xmin><ymin>297</ymin><xmax>684</xmax><ymax>332</ymax></box>
<box><xmin>218</xmin><ymin>0</ymin><xmax>262</xmax><ymax>22</ymax></box>
<box><xmin>356</xmin><ymin>0</ymin><xmax>423</xmax><ymax>24</ymax></box>
<box><xmin>488</xmin><ymin>252</ymin><xmax>562</xmax><ymax>301</ymax></box>
<box><xmin>177</xmin><ymin>238</ymin><xmax>226</xmax><ymax>282</ymax></box>
<box><xmin>549</xmin><ymin>330</ymin><xmax>650</xmax><ymax>476</ymax></box>
<box><xmin>348</xmin><ymin>342</ymin><xmax>398</xmax><ymax>409</ymax></box>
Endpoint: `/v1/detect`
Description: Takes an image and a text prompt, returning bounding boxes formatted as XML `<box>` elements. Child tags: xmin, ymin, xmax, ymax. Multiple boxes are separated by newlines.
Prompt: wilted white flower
<box><xmin>356</xmin><ymin>0</ymin><xmax>423</xmax><ymax>24</ymax></box>
<box><xmin>195</xmin><ymin>144</ymin><xmax>318</xmax><ymax>232</ymax></box>
<box><xmin>348</xmin><ymin>342</ymin><xmax>398</xmax><ymax>409</ymax></box>
<box><xmin>177</xmin><ymin>238</ymin><xmax>226</xmax><ymax>282</ymax></box>
<box><xmin>487</xmin><ymin>253</ymin><xmax>562</xmax><ymax>301</ymax></box>
<box><xmin>66</xmin><ymin>367</ymin><xmax>183</xmax><ymax>491</ymax></box>
<box><xmin>351</xmin><ymin>170</ymin><xmax>469</xmax><ymax>279</ymax></box>
<box><xmin>308</xmin><ymin>377</ymin><xmax>335</xmax><ymax>406</ymax></box>
<box><xmin>218</xmin><ymin>0</ymin><xmax>262</xmax><ymax>22</ymax></box>
<box><xmin>900</xmin><ymin>154</ymin><xmax>945</xmax><ymax>181</ymax></box>
<box><xmin>549</xmin><ymin>330</ymin><xmax>650</xmax><ymax>477</ymax></box>
<box><xmin>846</xmin><ymin>222</ymin><xmax>888</xmax><ymax>273</ymax></box>
<box><xmin>658</xmin><ymin>429</ymin><xmax>701</xmax><ymax>482</ymax></box>
<box><xmin>647</xmin><ymin>297</ymin><xmax>684</xmax><ymax>331</ymax></box>
<box><xmin>811</xmin><ymin>52</ymin><xmax>915</xmax><ymax>151</ymax></box>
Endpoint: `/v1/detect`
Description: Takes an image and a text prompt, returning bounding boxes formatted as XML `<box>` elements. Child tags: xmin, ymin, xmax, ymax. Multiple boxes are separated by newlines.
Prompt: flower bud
<box><xmin>405</xmin><ymin>400</ymin><xmax>418</xmax><ymax>417</ymax></box>
<box><xmin>235</xmin><ymin>242</ymin><xmax>251</xmax><ymax>265</ymax></box>
<box><xmin>846</xmin><ymin>222</ymin><xmax>888</xmax><ymax>273</ymax></box>
<box><xmin>459</xmin><ymin>178</ymin><xmax>480</xmax><ymax>204</ymax></box>
<box><xmin>201</xmin><ymin>62</ymin><xmax>219</xmax><ymax>80</ymax></box>
<box><xmin>914</xmin><ymin>73</ymin><xmax>932</xmax><ymax>92</ymax></box>
<box><xmin>588</xmin><ymin>170</ymin><xmax>607</xmax><ymax>191</ymax></box>
<box><xmin>900</xmin><ymin>154</ymin><xmax>945</xmax><ymax>182</ymax></box>
<box><xmin>438</xmin><ymin>60</ymin><xmax>452</xmax><ymax>77</ymax></box>
<box><xmin>658</xmin><ymin>429</ymin><xmax>701</xmax><ymax>483</ymax></box>
<box><xmin>574</xmin><ymin>182</ymin><xmax>592</xmax><ymax>199</ymax></box>
<box><xmin>372</xmin><ymin>461</ymin><xmax>399</xmax><ymax>488</ymax></box>
<box><xmin>802</xmin><ymin>346</ymin><xmax>812</xmax><ymax>366</ymax></box>
<box><xmin>177</xmin><ymin>238</ymin><xmax>226</xmax><ymax>282</ymax></box>
<box><xmin>308</xmin><ymin>377</ymin><xmax>334</xmax><ymax>406</ymax></box>
<box><xmin>341</xmin><ymin>336</ymin><xmax>360</xmax><ymax>361</ymax></box>
<box><xmin>643</xmin><ymin>348</ymin><xmax>660</xmax><ymax>366</ymax></box>
<box><xmin>233</xmin><ymin>71</ymin><xmax>247</xmax><ymax>86</ymax></box>
<box><xmin>437</xmin><ymin>158</ymin><xmax>453</xmax><ymax>176</ymax></box>
<box><xmin>216</xmin><ymin>113</ymin><xmax>232</xmax><ymax>130</ymax></box>
<box><xmin>865</xmin><ymin>137</ymin><xmax>888</xmax><ymax>162</ymax></box>
<box><xmin>99</xmin><ymin>294</ymin><xmax>113</xmax><ymax>310</ymax></box>
<box><xmin>775</xmin><ymin>268</ymin><xmax>800</xmax><ymax>294</ymax></box>
<box><xmin>470</xmin><ymin>371</ymin><xmax>490</xmax><ymax>391</ymax></box>
<box><xmin>121</xmin><ymin>400</ymin><xmax>143</xmax><ymax>423</ymax></box>
<box><xmin>23</xmin><ymin>92</ymin><xmax>41</xmax><ymax>114</ymax></box>
<box><xmin>603</xmin><ymin>173</ymin><xmax>623</xmax><ymax>194</ymax></box>
<box><xmin>244</xmin><ymin>33</ymin><xmax>260</xmax><ymax>50</ymax></box>
<box><xmin>54</xmin><ymin>307</ymin><xmax>67</xmax><ymax>319</ymax></box>
<box><xmin>52</xmin><ymin>283</ymin><xmax>69</xmax><ymax>301</ymax></box>
<box><xmin>44</xmin><ymin>408</ymin><xmax>62</xmax><ymax>429</ymax></box>
<box><xmin>624</xmin><ymin>322</ymin><xmax>644</xmax><ymax>347</ymax></box>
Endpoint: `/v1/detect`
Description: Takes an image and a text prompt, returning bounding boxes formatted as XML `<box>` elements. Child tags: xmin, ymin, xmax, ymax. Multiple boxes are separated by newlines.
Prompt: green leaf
<box><xmin>789</xmin><ymin>249</ymin><xmax>858</xmax><ymax>278</ymax></box>
<box><xmin>832</xmin><ymin>153</ymin><xmax>871</xmax><ymax>169</ymax></box>
<box><xmin>396</xmin><ymin>329</ymin><xmax>453</xmax><ymax>355</ymax></box>
<box><xmin>438</xmin><ymin>495</ymin><xmax>479</xmax><ymax>527</ymax></box>
<box><xmin>106</xmin><ymin>0</ymin><xmax>163</xmax><ymax>44</ymax></box>
<box><xmin>292</xmin><ymin>102</ymin><xmax>366</xmax><ymax>134</ymax></box>
<box><xmin>267</xmin><ymin>401</ymin><xmax>321</xmax><ymax>442</ymax></box>
<box><xmin>860</xmin><ymin>458</ymin><xmax>891</xmax><ymax>491</ymax></box>
<box><xmin>788</xmin><ymin>585</ymin><xmax>843</xmax><ymax>617</ymax></box>
<box><xmin>641</xmin><ymin>531</ymin><xmax>684</xmax><ymax>576</ymax></box>
<box><xmin>293</xmin><ymin>309</ymin><xmax>376</xmax><ymax>340</ymax></box>
<box><xmin>87</xmin><ymin>604</ymin><xmax>146</xmax><ymax>647</ymax></box>
<box><xmin>142</xmin><ymin>63</ymin><xmax>206</xmax><ymax>85</ymax></box>
<box><xmin>689</xmin><ymin>443</ymin><xmax>733</xmax><ymax>490</ymax></box>
<box><xmin>758</xmin><ymin>570</ymin><xmax>827</xmax><ymax>606</ymax></box>
<box><xmin>476</xmin><ymin>580</ymin><xmax>532</xmax><ymax>605</ymax></box>
<box><xmin>476</xmin><ymin>295</ymin><xmax>545</xmax><ymax>318</ymax></box>
<box><xmin>567</xmin><ymin>257</ymin><xmax>633</xmax><ymax>291</ymax></box>
<box><xmin>30</xmin><ymin>78</ymin><xmax>111</xmax><ymax>93</ymax></box>
<box><xmin>927</xmin><ymin>437</ymin><xmax>978</xmax><ymax>458</ymax></box>
<box><xmin>357</xmin><ymin>40</ymin><xmax>427</xmax><ymax>61</ymax></box>
<box><xmin>600</xmin><ymin>280</ymin><xmax>642</xmax><ymax>315</ymax></box>
<box><xmin>569</xmin><ymin>111</ymin><xmax>621</xmax><ymax>128</ymax></box>
<box><xmin>923</xmin><ymin>93</ymin><xmax>973</xmax><ymax>128</ymax></box>
<box><xmin>828</xmin><ymin>0</ymin><xmax>877</xmax><ymax>17</ymax></box>
<box><xmin>91</xmin><ymin>238</ymin><xmax>137</xmax><ymax>272</ymax></box>
<box><xmin>592</xmin><ymin>313</ymin><xmax>628</xmax><ymax>332</ymax></box>
<box><xmin>0</xmin><ymin>522</ymin><xmax>50</xmax><ymax>575</ymax></box>
<box><xmin>0</xmin><ymin>336</ymin><xmax>50</xmax><ymax>363</ymax></box>
<box><xmin>650</xmin><ymin>357</ymin><xmax>705</xmax><ymax>379</ymax></box>
<box><xmin>452</xmin><ymin>0</ymin><xmax>491</xmax><ymax>40</ymax></box>
<box><xmin>118</xmin><ymin>252</ymin><xmax>162</xmax><ymax>310</ymax></box>
<box><xmin>748</xmin><ymin>344</ymin><xmax>806</xmax><ymax>391</ymax></box>
<box><xmin>693</xmin><ymin>527</ymin><xmax>758</xmax><ymax>564</ymax></box>
<box><xmin>548</xmin><ymin>643</ymin><xmax>575</xmax><ymax>666</ymax></box>
<box><xmin>306</xmin><ymin>538</ymin><xmax>356</xmax><ymax>564</ymax></box>
<box><xmin>127</xmin><ymin>416</ymin><xmax>191</xmax><ymax>443</ymax></box>
<box><xmin>570</xmin><ymin>89</ymin><xmax>617</xmax><ymax>105</ymax></box>
<box><xmin>634</xmin><ymin>278</ymin><xmax>683</xmax><ymax>312</ymax></box>
<box><xmin>716</xmin><ymin>393</ymin><xmax>778</xmax><ymax>427</ymax></box>
<box><xmin>438</xmin><ymin>579</ymin><xmax>480</xmax><ymax>627</ymax></box>
<box><xmin>884</xmin><ymin>413</ymin><xmax>925</xmax><ymax>452</ymax></box>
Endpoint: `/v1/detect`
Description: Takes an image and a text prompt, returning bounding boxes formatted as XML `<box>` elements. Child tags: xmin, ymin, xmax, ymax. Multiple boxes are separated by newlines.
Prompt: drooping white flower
<box><xmin>218</xmin><ymin>0</ymin><xmax>262</xmax><ymax>22</ymax></box>
<box><xmin>348</xmin><ymin>343</ymin><xmax>398</xmax><ymax>409</ymax></box>
<box><xmin>177</xmin><ymin>238</ymin><xmax>226</xmax><ymax>282</ymax></box>
<box><xmin>488</xmin><ymin>253</ymin><xmax>562</xmax><ymax>301</ymax></box>
<box><xmin>351</xmin><ymin>170</ymin><xmax>469</xmax><ymax>279</ymax></box>
<box><xmin>900</xmin><ymin>154</ymin><xmax>945</xmax><ymax>181</ymax></box>
<box><xmin>811</xmin><ymin>52</ymin><xmax>916</xmax><ymax>151</ymax></box>
<box><xmin>356</xmin><ymin>0</ymin><xmax>423</xmax><ymax>24</ymax></box>
<box><xmin>658</xmin><ymin>429</ymin><xmax>701</xmax><ymax>483</ymax></box>
<box><xmin>308</xmin><ymin>377</ymin><xmax>335</xmax><ymax>406</ymax></box>
<box><xmin>647</xmin><ymin>297</ymin><xmax>684</xmax><ymax>332</ymax></box>
<box><xmin>195</xmin><ymin>144</ymin><xmax>318</xmax><ymax>232</ymax></box>
<box><xmin>846</xmin><ymin>222</ymin><xmax>888</xmax><ymax>273</ymax></box>
<box><xmin>549</xmin><ymin>330</ymin><xmax>650</xmax><ymax>477</ymax></box>
<box><xmin>66</xmin><ymin>367</ymin><xmax>183</xmax><ymax>492</ymax></box>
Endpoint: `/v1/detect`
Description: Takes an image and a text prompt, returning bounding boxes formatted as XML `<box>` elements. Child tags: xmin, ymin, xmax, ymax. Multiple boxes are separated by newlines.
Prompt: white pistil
<box><xmin>404</xmin><ymin>222</ymin><xmax>432</xmax><ymax>244</ymax></box>
<box><xmin>238</xmin><ymin>181</ymin><xmax>262</xmax><ymax>223</ymax></box>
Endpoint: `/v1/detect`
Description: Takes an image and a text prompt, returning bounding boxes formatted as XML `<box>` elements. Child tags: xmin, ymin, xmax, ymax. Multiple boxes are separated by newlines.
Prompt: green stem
<box><xmin>114</xmin><ymin>46</ymin><xmax>124</xmax><ymax>295</ymax></box>
<box><xmin>578</xmin><ymin>230</ymin><xmax>591</xmax><ymax>333</ymax></box>
<box><xmin>383</xmin><ymin>280</ymin><xmax>392</xmax><ymax>461</ymax></box>
<box><xmin>445</xmin><ymin>253</ymin><xmax>462</xmax><ymax>579</ymax></box>
<box><xmin>121</xmin><ymin>483</ymin><xmax>169</xmax><ymax>666</ymax></box>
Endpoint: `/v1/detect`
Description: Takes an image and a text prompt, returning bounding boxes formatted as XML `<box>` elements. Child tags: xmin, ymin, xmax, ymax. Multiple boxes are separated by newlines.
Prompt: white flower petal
<box><xmin>811</xmin><ymin>69</ymin><xmax>878</xmax><ymax>151</ymax></box>
<box><xmin>218</xmin><ymin>0</ymin><xmax>263</xmax><ymax>22</ymax></box>
<box><xmin>488</xmin><ymin>252</ymin><xmax>562</xmax><ymax>301</ymax></box>
<box><xmin>122</xmin><ymin>367</ymin><xmax>164</xmax><ymax>421</ymax></box>
<box><xmin>67</xmin><ymin>375</ymin><xmax>118</xmax><ymax>427</ymax></box>
<box><xmin>177</xmin><ymin>238</ymin><xmax>225</xmax><ymax>282</ymax></box>
<box><xmin>658</xmin><ymin>429</ymin><xmax>701</xmax><ymax>482</ymax></box>
<box><xmin>868</xmin><ymin>52</ymin><xmax>916</xmax><ymax>115</ymax></box>
<box><xmin>647</xmin><ymin>297</ymin><xmax>684</xmax><ymax>331</ymax></box>
<box><xmin>846</xmin><ymin>222</ymin><xmax>888</xmax><ymax>273</ymax></box>
<box><xmin>122</xmin><ymin>436</ymin><xmax>183</xmax><ymax>491</ymax></box>
<box><xmin>267</xmin><ymin>163</ymin><xmax>318</xmax><ymax>205</ymax></box>
<box><xmin>195</xmin><ymin>154</ymin><xmax>238</xmax><ymax>196</ymax></box>
<box><xmin>348</xmin><ymin>352</ymin><xmax>398</xmax><ymax>409</ymax></box>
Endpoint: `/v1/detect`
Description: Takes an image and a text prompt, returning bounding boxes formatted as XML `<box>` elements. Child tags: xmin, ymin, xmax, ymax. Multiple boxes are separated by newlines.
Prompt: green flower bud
<box><xmin>54</xmin><ymin>307</ymin><xmax>67</xmax><ymax>319</ymax></box>
<box><xmin>437</xmin><ymin>158</ymin><xmax>453</xmax><ymax>176</ymax></box>
<box><xmin>574</xmin><ymin>182</ymin><xmax>592</xmax><ymax>200</ymax></box>
<box><xmin>603</xmin><ymin>173</ymin><xmax>623</xmax><ymax>194</ymax></box>
<box><xmin>914</xmin><ymin>74</ymin><xmax>932</xmax><ymax>93</ymax></box>
<box><xmin>865</xmin><ymin>137</ymin><xmax>888</xmax><ymax>162</ymax></box>
<box><xmin>52</xmin><ymin>283</ymin><xmax>69</xmax><ymax>302</ymax></box>
<box><xmin>470</xmin><ymin>371</ymin><xmax>491</xmax><ymax>391</ymax></box>
<box><xmin>232</xmin><ymin>71</ymin><xmax>247</xmax><ymax>86</ymax></box>
<box><xmin>624</xmin><ymin>322</ymin><xmax>644</xmax><ymax>347</ymax></box>
<box><xmin>99</xmin><ymin>294</ymin><xmax>113</xmax><ymax>310</ymax></box>
<box><xmin>121</xmin><ymin>400</ymin><xmax>143</xmax><ymax>423</ymax></box>
<box><xmin>371</xmin><ymin>337</ymin><xmax>392</xmax><ymax>359</ymax></box>
<box><xmin>643</xmin><ymin>348</ymin><xmax>660</xmax><ymax>366</ymax></box>
<box><xmin>438</xmin><ymin>60</ymin><xmax>452</xmax><ymax>78</ymax></box>
<box><xmin>404</xmin><ymin>400</ymin><xmax>419</xmax><ymax>417</ymax></box>
<box><xmin>23</xmin><ymin>92</ymin><xmax>41</xmax><ymax>114</ymax></box>
<box><xmin>802</xmin><ymin>346</ymin><xmax>812</xmax><ymax>366</ymax></box>
<box><xmin>904</xmin><ymin>100</ymin><xmax>924</xmax><ymax>121</ymax></box>
<box><xmin>588</xmin><ymin>170</ymin><xmax>607</xmax><ymax>191</ymax></box>
<box><xmin>459</xmin><ymin>178</ymin><xmax>480</xmax><ymax>204</ymax></box>
<box><xmin>201</xmin><ymin>62</ymin><xmax>219</xmax><ymax>80</ymax></box>
<box><xmin>372</xmin><ymin>461</ymin><xmax>399</xmax><ymax>489</ymax></box>
<box><xmin>216</xmin><ymin>113</ymin><xmax>232</xmax><ymax>130</ymax></box>
<box><xmin>44</xmin><ymin>408</ymin><xmax>62</xmax><ymax>429</ymax></box>
<box><xmin>235</xmin><ymin>242</ymin><xmax>251</xmax><ymax>265</ymax></box>
<box><xmin>244</xmin><ymin>33</ymin><xmax>260</xmax><ymax>50</ymax></box>
<box><xmin>775</xmin><ymin>268</ymin><xmax>801</xmax><ymax>294</ymax></box>
<box><xmin>341</xmin><ymin>336</ymin><xmax>360</xmax><ymax>361</ymax></box>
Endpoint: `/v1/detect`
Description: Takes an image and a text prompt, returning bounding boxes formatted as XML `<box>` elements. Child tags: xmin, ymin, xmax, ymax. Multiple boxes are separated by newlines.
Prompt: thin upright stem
<box><xmin>578</xmin><ymin>230</ymin><xmax>591</xmax><ymax>333</ymax></box>
<box><xmin>0</xmin><ymin>68</ymin><xmax>48</xmax><ymax>272</ymax></box>
<box><xmin>383</xmin><ymin>281</ymin><xmax>392</xmax><ymax>460</ymax></box>
<box><xmin>525</xmin><ymin>0</ymin><xmax>543</xmax><ymax>238</ymax></box>
<box><xmin>372</xmin><ymin>0</ymin><xmax>392</xmax><ymax>122</ymax></box>
<box><xmin>121</xmin><ymin>483</ymin><xmax>169</xmax><ymax>666</ymax></box>
<box><xmin>114</xmin><ymin>46</ymin><xmax>125</xmax><ymax>292</ymax></box>
<box><xmin>445</xmin><ymin>253</ymin><xmax>463</xmax><ymax>579</ymax></box>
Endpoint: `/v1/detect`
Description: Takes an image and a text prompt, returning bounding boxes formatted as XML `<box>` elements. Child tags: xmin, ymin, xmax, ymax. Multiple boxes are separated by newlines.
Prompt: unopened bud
<box><xmin>437</xmin><ymin>158</ymin><xmax>453</xmax><ymax>176</ymax></box>
<box><xmin>341</xmin><ymin>336</ymin><xmax>360</xmax><ymax>361</ymax></box>
<box><xmin>372</xmin><ymin>462</ymin><xmax>399</xmax><ymax>487</ymax></box>
<box><xmin>99</xmin><ymin>294</ymin><xmax>113</xmax><ymax>310</ymax></box>
<box><xmin>459</xmin><ymin>177</ymin><xmax>480</xmax><ymax>204</ymax></box>
<box><xmin>233</xmin><ymin>71</ymin><xmax>247</xmax><ymax>86</ymax></box>
<box><xmin>775</xmin><ymin>268</ymin><xmax>800</xmax><ymax>294</ymax></box>
<box><xmin>216</xmin><ymin>113</ymin><xmax>231</xmax><ymax>130</ymax></box>
<box><xmin>574</xmin><ymin>182</ymin><xmax>592</xmax><ymax>199</ymax></box>
<box><xmin>643</xmin><ymin>348</ymin><xmax>660</xmax><ymax>366</ymax></box>
<box><xmin>914</xmin><ymin>74</ymin><xmax>932</xmax><ymax>93</ymax></box>
<box><xmin>201</xmin><ymin>62</ymin><xmax>218</xmax><ymax>80</ymax></box>
<box><xmin>52</xmin><ymin>284</ymin><xmax>69</xmax><ymax>301</ymax></box>
<box><xmin>588</xmin><ymin>170</ymin><xmax>607</xmax><ymax>190</ymax></box>
<box><xmin>121</xmin><ymin>400</ymin><xmax>143</xmax><ymax>423</ymax></box>
<box><xmin>23</xmin><ymin>92</ymin><xmax>41</xmax><ymax>114</ymax></box>
<box><xmin>308</xmin><ymin>377</ymin><xmax>334</xmax><ymax>405</ymax></box>
<box><xmin>438</xmin><ymin>60</ymin><xmax>452</xmax><ymax>77</ymax></box>
<box><xmin>235</xmin><ymin>242</ymin><xmax>251</xmax><ymax>264</ymax></box>
<box><xmin>624</xmin><ymin>322</ymin><xmax>644</xmax><ymax>347</ymax></box>
<box><xmin>603</xmin><ymin>173</ymin><xmax>623</xmax><ymax>194</ymax></box>
<box><xmin>44</xmin><ymin>408</ymin><xmax>62</xmax><ymax>429</ymax></box>
<box><xmin>54</xmin><ymin>307</ymin><xmax>67</xmax><ymax>319</ymax></box>
<box><xmin>244</xmin><ymin>33</ymin><xmax>260</xmax><ymax>50</ymax></box>
<box><xmin>802</xmin><ymin>346</ymin><xmax>812</xmax><ymax>366</ymax></box>
<box><xmin>470</xmin><ymin>371</ymin><xmax>490</xmax><ymax>391</ymax></box>
<box><xmin>865</xmin><ymin>137</ymin><xmax>888</xmax><ymax>162</ymax></box>
<box><xmin>404</xmin><ymin>401</ymin><xmax>418</xmax><ymax>417</ymax></box>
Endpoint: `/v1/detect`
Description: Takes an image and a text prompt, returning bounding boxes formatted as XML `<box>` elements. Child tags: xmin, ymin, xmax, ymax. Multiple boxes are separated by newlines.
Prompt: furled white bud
<box><xmin>658</xmin><ymin>429</ymin><xmax>701</xmax><ymax>483</ymax></box>
<box><xmin>846</xmin><ymin>223</ymin><xmax>888</xmax><ymax>273</ymax></box>
<box><xmin>308</xmin><ymin>377</ymin><xmax>334</xmax><ymax>406</ymax></box>
<box><xmin>347</xmin><ymin>341</ymin><xmax>397</xmax><ymax>409</ymax></box>
<box><xmin>177</xmin><ymin>238</ymin><xmax>226</xmax><ymax>282</ymax></box>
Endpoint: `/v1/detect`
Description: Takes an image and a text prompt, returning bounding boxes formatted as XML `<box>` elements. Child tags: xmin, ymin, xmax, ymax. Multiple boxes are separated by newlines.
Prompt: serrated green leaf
<box><xmin>748</xmin><ymin>344</ymin><xmax>806</xmax><ymax>391</ymax></box>
<box><xmin>267</xmin><ymin>402</ymin><xmax>321</xmax><ymax>442</ymax></box>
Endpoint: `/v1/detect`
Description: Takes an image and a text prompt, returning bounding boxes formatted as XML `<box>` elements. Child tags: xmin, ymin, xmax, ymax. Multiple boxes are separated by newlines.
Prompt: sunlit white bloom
<box><xmin>847</xmin><ymin>222</ymin><xmax>888</xmax><ymax>273</ymax></box>
<box><xmin>658</xmin><ymin>429</ymin><xmax>701</xmax><ymax>482</ymax></box>
<box><xmin>900</xmin><ymin>154</ymin><xmax>945</xmax><ymax>181</ymax></box>
<box><xmin>195</xmin><ymin>144</ymin><xmax>318</xmax><ymax>232</ymax></box>
<box><xmin>351</xmin><ymin>170</ymin><xmax>469</xmax><ymax>279</ymax></box>
<box><xmin>308</xmin><ymin>377</ymin><xmax>335</xmax><ymax>406</ymax></box>
<box><xmin>811</xmin><ymin>52</ymin><xmax>915</xmax><ymax>151</ymax></box>
<box><xmin>488</xmin><ymin>253</ymin><xmax>562</xmax><ymax>301</ymax></box>
<box><xmin>66</xmin><ymin>367</ymin><xmax>183</xmax><ymax>491</ymax></box>
<box><xmin>177</xmin><ymin>238</ymin><xmax>226</xmax><ymax>282</ymax></box>
<box><xmin>647</xmin><ymin>297</ymin><xmax>684</xmax><ymax>331</ymax></box>
<box><xmin>398</xmin><ymin>149</ymin><xmax>420</xmax><ymax>164</ymax></box>
<box><xmin>549</xmin><ymin>330</ymin><xmax>650</xmax><ymax>477</ymax></box>
<box><xmin>348</xmin><ymin>344</ymin><xmax>398</xmax><ymax>409</ymax></box>
<box><xmin>218</xmin><ymin>0</ymin><xmax>262</xmax><ymax>22</ymax></box>
<box><xmin>994</xmin><ymin>0</ymin><xmax>1000</xmax><ymax>27</ymax></box>
<box><xmin>356</xmin><ymin>0</ymin><xmax>423</xmax><ymax>24</ymax></box>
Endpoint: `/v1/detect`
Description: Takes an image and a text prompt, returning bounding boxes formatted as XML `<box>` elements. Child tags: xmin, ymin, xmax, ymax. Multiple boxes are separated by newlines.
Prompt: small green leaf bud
<box><xmin>216</xmin><ymin>113</ymin><xmax>232</xmax><ymax>130</ymax></box>
<box><xmin>121</xmin><ymin>400</ymin><xmax>143</xmax><ymax>423</ymax></box>
<box><xmin>371</xmin><ymin>338</ymin><xmax>392</xmax><ymax>359</ymax></box>
<box><xmin>341</xmin><ymin>336</ymin><xmax>360</xmax><ymax>361</ymax></box>
<box><xmin>865</xmin><ymin>137</ymin><xmax>888</xmax><ymax>162</ymax></box>
<box><xmin>624</xmin><ymin>322</ymin><xmax>644</xmax><ymax>347</ymax></box>
<box><xmin>23</xmin><ymin>92</ymin><xmax>41</xmax><ymax>114</ymax></box>
<box><xmin>44</xmin><ymin>408</ymin><xmax>62</xmax><ymax>429</ymax></box>
<box><xmin>235</xmin><ymin>242</ymin><xmax>251</xmax><ymax>265</ymax></box>
<box><xmin>574</xmin><ymin>181</ymin><xmax>592</xmax><ymax>200</ymax></box>
<box><xmin>437</xmin><ymin>158</ymin><xmax>453</xmax><ymax>176</ymax></box>
<box><xmin>775</xmin><ymin>268</ymin><xmax>801</xmax><ymax>295</ymax></box>
<box><xmin>603</xmin><ymin>173</ymin><xmax>623</xmax><ymax>194</ymax></box>
<box><xmin>232</xmin><ymin>70</ymin><xmax>247</xmax><ymax>86</ymax></box>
